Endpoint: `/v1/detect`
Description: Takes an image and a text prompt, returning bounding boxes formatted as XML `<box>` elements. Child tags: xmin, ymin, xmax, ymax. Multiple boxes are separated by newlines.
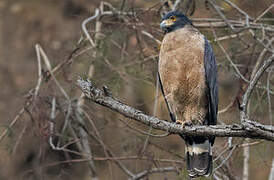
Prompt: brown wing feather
<box><xmin>158</xmin><ymin>73</ymin><xmax>176</xmax><ymax>122</ymax></box>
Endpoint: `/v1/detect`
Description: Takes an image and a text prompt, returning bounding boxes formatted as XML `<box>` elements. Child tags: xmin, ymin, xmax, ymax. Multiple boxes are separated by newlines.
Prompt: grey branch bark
<box><xmin>76</xmin><ymin>78</ymin><xmax>274</xmax><ymax>141</ymax></box>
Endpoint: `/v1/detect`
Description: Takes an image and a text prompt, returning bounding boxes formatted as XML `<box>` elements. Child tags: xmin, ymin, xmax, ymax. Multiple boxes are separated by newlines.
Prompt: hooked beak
<box><xmin>160</xmin><ymin>20</ymin><xmax>167</xmax><ymax>29</ymax></box>
<box><xmin>160</xmin><ymin>19</ymin><xmax>174</xmax><ymax>31</ymax></box>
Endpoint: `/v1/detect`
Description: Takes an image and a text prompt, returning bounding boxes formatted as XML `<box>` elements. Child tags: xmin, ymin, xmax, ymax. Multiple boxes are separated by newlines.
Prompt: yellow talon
<box><xmin>175</xmin><ymin>120</ymin><xmax>184</xmax><ymax>124</ymax></box>
<box><xmin>175</xmin><ymin>120</ymin><xmax>192</xmax><ymax>127</ymax></box>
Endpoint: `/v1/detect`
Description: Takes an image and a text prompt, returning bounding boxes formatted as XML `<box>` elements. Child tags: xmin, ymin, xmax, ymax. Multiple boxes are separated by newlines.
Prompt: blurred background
<box><xmin>0</xmin><ymin>0</ymin><xmax>273</xmax><ymax>179</ymax></box>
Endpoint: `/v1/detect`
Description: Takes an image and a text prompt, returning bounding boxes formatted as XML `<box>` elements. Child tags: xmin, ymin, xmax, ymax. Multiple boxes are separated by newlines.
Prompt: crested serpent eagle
<box><xmin>158</xmin><ymin>11</ymin><xmax>218</xmax><ymax>178</ymax></box>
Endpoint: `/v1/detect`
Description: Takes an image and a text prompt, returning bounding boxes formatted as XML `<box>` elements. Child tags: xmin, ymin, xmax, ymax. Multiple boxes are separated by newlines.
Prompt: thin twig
<box><xmin>131</xmin><ymin>166</ymin><xmax>179</xmax><ymax>180</ymax></box>
<box><xmin>82</xmin><ymin>9</ymin><xmax>99</xmax><ymax>47</ymax></box>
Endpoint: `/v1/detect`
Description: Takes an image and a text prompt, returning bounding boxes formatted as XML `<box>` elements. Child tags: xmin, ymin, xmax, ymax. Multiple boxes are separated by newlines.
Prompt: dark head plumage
<box><xmin>160</xmin><ymin>11</ymin><xmax>192</xmax><ymax>33</ymax></box>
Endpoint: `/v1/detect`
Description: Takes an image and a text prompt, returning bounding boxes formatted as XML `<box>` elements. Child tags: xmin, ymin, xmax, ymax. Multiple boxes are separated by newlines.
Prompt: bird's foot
<box><xmin>175</xmin><ymin>120</ymin><xmax>192</xmax><ymax>127</ymax></box>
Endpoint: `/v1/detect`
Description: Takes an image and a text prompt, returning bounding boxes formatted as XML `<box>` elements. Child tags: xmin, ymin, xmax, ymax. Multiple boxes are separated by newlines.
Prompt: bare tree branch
<box><xmin>269</xmin><ymin>158</ymin><xmax>274</xmax><ymax>180</ymax></box>
<box><xmin>76</xmin><ymin>78</ymin><xmax>274</xmax><ymax>141</ymax></box>
<box><xmin>241</xmin><ymin>54</ymin><xmax>274</xmax><ymax>116</ymax></box>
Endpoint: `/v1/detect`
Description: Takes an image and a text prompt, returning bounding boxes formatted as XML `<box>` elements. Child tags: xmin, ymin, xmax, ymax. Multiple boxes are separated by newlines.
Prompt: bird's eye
<box><xmin>170</xmin><ymin>16</ymin><xmax>176</xmax><ymax>21</ymax></box>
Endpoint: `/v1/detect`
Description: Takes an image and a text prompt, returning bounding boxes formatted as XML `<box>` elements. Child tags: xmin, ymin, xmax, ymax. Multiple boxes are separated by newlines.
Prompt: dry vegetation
<box><xmin>0</xmin><ymin>0</ymin><xmax>274</xmax><ymax>180</ymax></box>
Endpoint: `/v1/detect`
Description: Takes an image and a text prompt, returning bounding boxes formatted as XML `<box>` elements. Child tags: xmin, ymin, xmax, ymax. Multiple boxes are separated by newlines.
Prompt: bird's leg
<box><xmin>175</xmin><ymin>120</ymin><xmax>193</xmax><ymax>127</ymax></box>
<box><xmin>175</xmin><ymin>119</ymin><xmax>184</xmax><ymax>124</ymax></box>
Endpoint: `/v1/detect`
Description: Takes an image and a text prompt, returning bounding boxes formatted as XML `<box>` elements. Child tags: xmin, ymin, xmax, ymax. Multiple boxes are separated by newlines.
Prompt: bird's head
<box><xmin>160</xmin><ymin>11</ymin><xmax>192</xmax><ymax>33</ymax></box>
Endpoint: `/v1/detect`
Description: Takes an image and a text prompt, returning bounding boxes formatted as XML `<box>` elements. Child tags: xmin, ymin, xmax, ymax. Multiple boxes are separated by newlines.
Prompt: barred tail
<box><xmin>185</xmin><ymin>138</ymin><xmax>213</xmax><ymax>178</ymax></box>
